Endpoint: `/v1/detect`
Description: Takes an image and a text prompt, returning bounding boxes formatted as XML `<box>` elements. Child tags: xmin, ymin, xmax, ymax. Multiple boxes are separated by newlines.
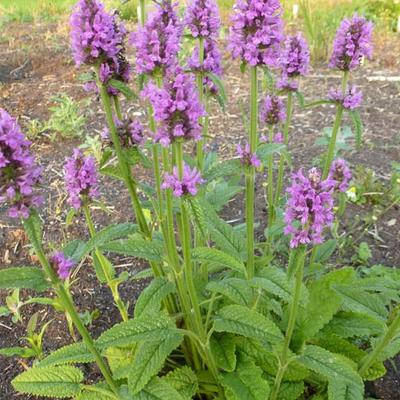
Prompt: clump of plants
<box><xmin>1</xmin><ymin>0</ymin><xmax>399</xmax><ymax>399</ymax></box>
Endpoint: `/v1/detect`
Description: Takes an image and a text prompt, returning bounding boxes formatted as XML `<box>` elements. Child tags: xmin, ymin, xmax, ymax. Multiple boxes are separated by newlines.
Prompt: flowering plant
<box><xmin>2</xmin><ymin>1</ymin><xmax>400</xmax><ymax>400</ymax></box>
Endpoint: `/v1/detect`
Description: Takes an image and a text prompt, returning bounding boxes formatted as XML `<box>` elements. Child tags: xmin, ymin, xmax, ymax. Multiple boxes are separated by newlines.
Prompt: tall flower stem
<box><xmin>139</xmin><ymin>0</ymin><xmax>146</xmax><ymax>25</ymax></box>
<box><xmin>358</xmin><ymin>310</ymin><xmax>400</xmax><ymax>376</ymax></box>
<box><xmin>267</xmin><ymin>126</ymin><xmax>275</xmax><ymax>228</ymax></box>
<box><xmin>246</xmin><ymin>66</ymin><xmax>258</xmax><ymax>279</ymax></box>
<box><xmin>195</xmin><ymin>37</ymin><xmax>205</xmax><ymax>171</ymax></box>
<box><xmin>322</xmin><ymin>71</ymin><xmax>349</xmax><ymax>179</ymax></box>
<box><xmin>270</xmin><ymin>245</ymin><xmax>306</xmax><ymax>400</ymax></box>
<box><xmin>83</xmin><ymin>204</ymin><xmax>128</xmax><ymax>321</ymax></box>
<box><xmin>275</xmin><ymin>91</ymin><xmax>293</xmax><ymax>205</ymax></box>
<box><xmin>23</xmin><ymin>216</ymin><xmax>119</xmax><ymax>395</ymax></box>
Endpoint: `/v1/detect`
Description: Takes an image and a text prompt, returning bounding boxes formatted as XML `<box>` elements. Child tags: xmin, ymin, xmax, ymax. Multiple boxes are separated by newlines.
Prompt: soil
<box><xmin>0</xmin><ymin>21</ymin><xmax>399</xmax><ymax>400</ymax></box>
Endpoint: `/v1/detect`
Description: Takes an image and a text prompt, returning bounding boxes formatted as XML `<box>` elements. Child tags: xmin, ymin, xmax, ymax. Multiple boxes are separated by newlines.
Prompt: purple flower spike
<box><xmin>228</xmin><ymin>0</ymin><xmax>284</xmax><ymax>67</ymax></box>
<box><xmin>64</xmin><ymin>149</ymin><xmax>99</xmax><ymax>210</ymax></box>
<box><xmin>277</xmin><ymin>76</ymin><xmax>299</xmax><ymax>92</ymax></box>
<box><xmin>330</xmin><ymin>14</ymin><xmax>373</xmax><ymax>71</ymax></box>
<box><xmin>280</xmin><ymin>32</ymin><xmax>310</xmax><ymax>77</ymax></box>
<box><xmin>51</xmin><ymin>251</ymin><xmax>75</xmax><ymax>280</ymax></box>
<box><xmin>237</xmin><ymin>142</ymin><xmax>261</xmax><ymax>167</ymax></box>
<box><xmin>130</xmin><ymin>1</ymin><xmax>182</xmax><ymax>76</ymax></box>
<box><xmin>188</xmin><ymin>39</ymin><xmax>223</xmax><ymax>94</ymax></box>
<box><xmin>261</xmin><ymin>95</ymin><xmax>286</xmax><ymax>125</ymax></box>
<box><xmin>329</xmin><ymin>159</ymin><xmax>352</xmax><ymax>192</ymax></box>
<box><xmin>143</xmin><ymin>68</ymin><xmax>205</xmax><ymax>146</ymax></box>
<box><xmin>328</xmin><ymin>85</ymin><xmax>363</xmax><ymax>110</ymax></box>
<box><xmin>185</xmin><ymin>0</ymin><xmax>221</xmax><ymax>38</ymax></box>
<box><xmin>284</xmin><ymin>168</ymin><xmax>335</xmax><ymax>248</ymax></box>
<box><xmin>162</xmin><ymin>164</ymin><xmax>205</xmax><ymax>197</ymax></box>
<box><xmin>0</xmin><ymin>109</ymin><xmax>43</xmax><ymax>219</ymax></box>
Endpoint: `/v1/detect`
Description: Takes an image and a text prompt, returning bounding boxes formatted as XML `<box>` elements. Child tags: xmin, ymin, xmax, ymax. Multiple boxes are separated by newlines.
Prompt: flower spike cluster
<box><xmin>328</xmin><ymin>85</ymin><xmax>363</xmax><ymax>110</ymax></box>
<box><xmin>130</xmin><ymin>1</ymin><xmax>182</xmax><ymax>76</ymax></box>
<box><xmin>143</xmin><ymin>68</ymin><xmax>205</xmax><ymax>146</ymax></box>
<box><xmin>70</xmin><ymin>0</ymin><xmax>131</xmax><ymax>95</ymax></box>
<box><xmin>64</xmin><ymin>149</ymin><xmax>99</xmax><ymax>210</ymax></box>
<box><xmin>330</xmin><ymin>14</ymin><xmax>373</xmax><ymax>71</ymax></box>
<box><xmin>185</xmin><ymin>0</ymin><xmax>221</xmax><ymax>39</ymax></box>
<box><xmin>284</xmin><ymin>168</ymin><xmax>335</xmax><ymax>248</ymax></box>
<box><xmin>237</xmin><ymin>143</ymin><xmax>261</xmax><ymax>167</ymax></box>
<box><xmin>51</xmin><ymin>252</ymin><xmax>75</xmax><ymax>280</ymax></box>
<box><xmin>228</xmin><ymin>0</ymin><xmax>284</xmax><ymax>67</ymax></box>
<box><xmin>188</xmin><ymin>39</ymin><xmax>223</xmax><ymax>94</ymax></box>
<box><xmin>0</xmin><ymin>109</ymin><xmax>43</xmax><ymax>219</ymax></box>
<box><xmin>329</xmin><ymin>159</ymin><xmax>352</xmax><ymax>192</ymax></box>
<box><xmin>162</xmin><ymin>164</ymin><xmax>205</xmax><ymax>197</ymax></box>
<box><xmin>261</xmin><ymin>95</ymin><xmax>286</xmax><ymax>125</ymax></box>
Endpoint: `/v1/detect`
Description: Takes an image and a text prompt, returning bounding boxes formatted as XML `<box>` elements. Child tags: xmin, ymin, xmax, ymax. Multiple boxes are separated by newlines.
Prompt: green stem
<box><xmin>196</xmin><ymin>37</ymin><xmax>205</xmax><ymax>171</ymax></box>
<box><xmin>275</xmin><ymin>91</ymin><xmax>293</xmax><ymax>205</ymax></box>
<box><xmin>358</xmin><ymin>310</ymin><xmax>400</xmax><ymax>376</ymax></box>
<box><xmin>83</xmin><ymin>204</ymin><xmax>128</xmax><ymax>322</ymax></box>
<box><xmin>322</xmin><ymin>71</ymin><xmax>349</xmax><ymax>179</ymax></box>
<box><xmin>267</xmin><ymin>126</ymin><xmax>275</xmax><ymax>228</ymax></box>
<box><xmin>98</xmin><ymin>81</ymin><xmax>149</xmax><ymax>238</ymax></box>
<box><xmin>270</xmin><ymin>245</ymin><xmax>306</xmax><ymax>400</ymax></box>
<box><xmin>139</xmin><ymin>0</ymin><xmax>146</xmax><ymax>25</ymax></box>
<box><xmin>246</xmin><ymin>66</ymin><xmax>258</xmax><ymax>279</ymax></box>
<box><xmin>23</xmin><ymin>218</ymin><xmax>119</xmax><ymax>395</ymax></box>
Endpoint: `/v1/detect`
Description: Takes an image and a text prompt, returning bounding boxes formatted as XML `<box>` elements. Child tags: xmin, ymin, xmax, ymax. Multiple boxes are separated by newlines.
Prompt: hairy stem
<box><xmin>270</xmin><ymin>245</ymin><xmax>306</xmax><ymax>400</ymax></box>
<box><xmin>196</xmin><ymin>37</ymin><xmax>205</xmax><ymax>171</ymax></box>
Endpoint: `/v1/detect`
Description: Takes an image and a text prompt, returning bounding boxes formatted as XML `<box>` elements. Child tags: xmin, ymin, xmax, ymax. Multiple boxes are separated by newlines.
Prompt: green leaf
<box><xmin>332</xmin><ymin>284</ymin><xmax>388</xmax><ymax>321</ymax></box>
<box><xmin>210</xmin><ymin>334</ymin><xmax>237</xmax><ymax>372</ymax></box>
<box><xmin>204</xmin><ymin>72</ymin><xmax>227</xmax><ymax>104</ymax></box>
<box><xmin>220</xmin><ymin>356</ymin><xmax>270</xmax><ymax>400</ymax></box>
<box><xmin>0</xmin><ymin>267</ymin><xmax>49</xmax><ymax>291</ymax></box>
<box><xmin>207</xmin><ymin>278</ymin><xmax>253</xmax><ymax>306</ymax></box>
<box><xmin>22</xmin><ymin>210</ymin><xmax>43</xmax><ymax>249</ymax></box>
<box><xmin>298</xmin><ymin>345</ymin><xmax>362</xmax><ymax>385</ymax></box>
<box><xmin>204</xmin><ymin>159</ymin><xmax>241</xmax><ymax>182</ymax></box>
<box><xmin>96</xmin><ymin>313</ymin><xmax>174</xmax><ymax>349</ymax></box>
<box><xmin>328</xmin><ymin>380</ymin><xmax>364</xmax><ymax>400</ymax></box>
<box><xmin>349</xmin><ymin>110</ymin><xmax>363</xmax><ymax>148</ymax></box>
<box><xmin>256</xmin><ymin>143</ymin><xmax>286</xmax><ymax>163</ymax></box>
<box><xmin>128</xmin><ymin>332</ymin><xmax>183</xmax><ymax>394</ymax></box>
<box><xmin>104</xmin><ymin>346</ymin><xmax>136</xmax><ymax>380</ymax></box>
<box><xmin>63</xmin><ymin>240</ymin><xmax>86</xmax><ymax>262</ymax></box>
<box><xmin>135</xmin><ymin>278</ymin><xmax>175</xmax><ymax>317</ymax></box>
<box><xmin>193</xmin><ymin>248</ymin><xmax>246</xmax><ymax>275</ymax></box>
<box><xmin>163</xmin><ymin>366</ymin><xmax>198</xmax><ymax>399</ymax></box>
<box><xmin>92</xmin><ymin>251</ymin><xmax>115</xmax><ymax>283</ymax></box>
<box><xmin>250</xmin><ymin>267</ymin><xmax>292</xmax><ymax>302</ymax></box>
<box><xmin>313</xmin><ymin>239</ymin><xmax>337</xmax><ymax>263</ymax></box>
<box><xmin>133</xmin><ymin>377</ymin><xmax>185</xmax><ymax>400</ymax></box>
<box><xmin>12</xmin><ymin>366</ymin><xmax>83</xmax><ymax>398</ymax></box>
<box><xmin>214</xmin><ymin>305</ymin><xmax>283</xmax><ymax>344</ymax></box>
<box><xmin>187</xmin><ymin>197</ymin><xmax>207</xmax><ymax>239</ymax></box>
<box><xmin>100</xmin><ymin>236</ymin><xmax>164</xmax><ymax>262</ymax></box>
<box><xmin>108</xmin><ymin>79</ymin><xmax>137</xmax><ymax>100</ymax></box>
<box><xmin>278</xmin><ymin>381</ymin><xmax>305</xmax><ymax>400</ymax></box>
<box><xmin>38</xmin><ymin>342</ymin><xmax>94</xmax><ymax>367</ymax></box>
<box><xmin>321</xmin><ymin>311</ymin><xmax>385</xmax><ymax>338</ymax></box>
<box><xmin>0</xmin><ymin>347</ymin><xmax>36</xmax><ymax>358</ymax></box>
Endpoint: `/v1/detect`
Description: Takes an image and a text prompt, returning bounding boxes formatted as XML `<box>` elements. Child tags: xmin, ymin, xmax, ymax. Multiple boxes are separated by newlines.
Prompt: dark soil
<box><xmin>0</xmin><ymin>21</ymin><xmax>399</xmax><ymax>399</ymax></box>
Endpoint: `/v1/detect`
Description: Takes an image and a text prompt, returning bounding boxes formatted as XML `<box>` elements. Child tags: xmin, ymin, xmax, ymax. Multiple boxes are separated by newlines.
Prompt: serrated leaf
<box><xmin>187</xmin><ymin>197</ymin><xmax>207</xmax><ymax>239</ymax></box>
<box><xmin>135</xmin><ymin>278</ymin><xmax>175</xmax><ymax>317</ymax></box>
<box><xmin>251</xmin><ymin>266</ymin><xmax>292</xmax><ymax>302</ymax></box>
<box><xmin>92</xmin><ymin>251</ymin><xmax>115</xmax><ymax>283</ymax></box>
<box><xmin>104</xmin><ymin>346</ymin><xmax>136</xmax><ymax>380</ymax></box>
<box><xmin>134</xmin><ymin>377</ymin><xmax>185</xmax><ymax>400</ymax></box>
<box><xmin>214</xmin><ymin>305</ymin><xmax>283</xmax><ymax>344</ymax></box>
<box><xmin>0</xmin><ymin>267</ymin><xmax>49</xmax><ymax>291</ymax></box>
<box><xmin>321</xmin><ymin>311</ymin><xmax>385</xmax><ymax>338</ymax></box>
<box><xmin>278</xmin><ymin>381</ymin><xmax>305</xmax><ymax>400</ymax></box>
<box><xmin>328</xmin><ymin>380</ymin><xmax>364</xmax><ymax>400</ymax></box>
<box><xmin>0</xmin><ymin>347</ymin><xmax>36</xmax><ymax>358</ymax></box>
<box><xmin>256</xmin><ymin>143</ymin><xmax>286</xmax><ymax>163</ymax></box>
<box><xmin>96</xmin><ymin>313</ymin><xmax>173</xmax><ymax>349</ymax></box>
<box><xmin>108</xmin><ymin>79</ymin><xmax>137</xmax><ymax>100</ymax></box>
<box><xmin>332</xmin><ymin>284</ymin><xmax>388</xmax><ymax>321</ymax></box>
<box><xmin>220</xmin><ymin>356</ymin><xmax>270</xmax><ymax>400</ymax></box>
<box><xmin>101</xmin><ymin>236</ymin><xmax>164</xmax><ymax>262</ymax></box>
<box><xmin>349</xmin><ymin>110</ymin><xmax>363</xmax><ymax>148</ymax></box>
<box><xmin>313</xmin><ymin>239</ymin><xmax>337</xmax><ymax>263</ymax></box>
<box><xmin>12</xmin><ymin>366</ymin><xmax>83</xmax><ymax>398</ymax></box>
<box><xmin>207</xmin><ymin>278</ymin><xmax>253</xmax><ymax>306</ymax></box>
<box><xmin>22</xmin><ymin>210</ymin><xmax>43</xmax><ymax>249</ymax></box>
<box><xmin>38</xmin><ymin>342</ymin><xmax>94</xmax><ymax>367</ymax></box>
<box><xmin>210</xmin><ymin>334</ymin><xmax>236</xmax><ymax>372</ymax></box>
<box><xmin>63</xmin><ymin>240</ymin><xmax>86</xmax><ymax>262</ymax></box>
<box><xmin>205</xmin><ymin>72</ymin><xmax>227</xmax><ymax>104</ymax></box>
<box><xmin>193</xmin><ymin>248</ymin><xmax>246</xmax><ymax>275</ymax></box>
<box><xmin>163</xmin><ymin>366</ymin><xmax>198</xmax><ymax>399</ymax></box>
<box><xmin>298</xmin><ymin>345</ymin><xmax>362</xmax><ymax>385</ymax></box>
<box><xmin>128</xmin><ymin>332</ymin><xmax>183</xmax><ymax>394</ymax></box>
<box><xmin>204</xmin><ymin>159</ymin><xmax>241</xmax><ymax>182</ymax></box>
